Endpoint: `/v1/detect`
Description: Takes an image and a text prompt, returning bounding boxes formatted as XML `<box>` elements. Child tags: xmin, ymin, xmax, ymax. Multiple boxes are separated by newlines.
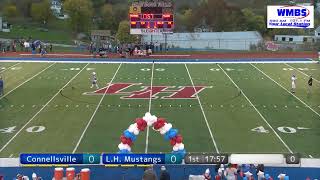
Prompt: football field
<box><xmin>0</xmin><ymin>61</ymin><xmax>319</xmax><ymax>158</ymax></box>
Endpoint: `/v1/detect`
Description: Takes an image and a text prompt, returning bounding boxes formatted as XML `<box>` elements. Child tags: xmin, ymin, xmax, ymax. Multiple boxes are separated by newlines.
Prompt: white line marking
<box><xmin>9</xmin><ymin>154</ymin><xmax>13</xmax><ymax>158</ymax></box>
<box><xmin>251</xmin><ymin>64</ymin><xmax>320</xmax><ymax>118</ymax></box>
<box><xmin>309</xmin><ymin>155</ymin><xmax>313</xmax><ymax>158</ymax></box>
<box><xmin>217</xmin><ymin>64</ymin><xmax>293</xmax><ymax>153</ymax></box>
<box><xmin>0</xmin><ymin>63</ymin><xmax>55</xmax><ymax>100</ymax></box>
<box><xmin>185</xmin><ymin>64</ymin><xmax>219</xmax><ymax>153</ymax></box>
<box><xmin>0</xmin><ymin>62</ymin><xmax>20</xmax><ymax>73</ymax></box>
<box><xmin>0</xmin><ymin>63</ymin><xmax>90</xmax><ymax>153</ymax></box>
<box><xmin>145</xmin><ymin>62</ymin><xmax>155</xmax><ymax>154</ymax></box>
<box><xmin>73</xmin><ymin>63</ymin><xmax>122</xmax><ymax>153</ymax></box>
<box><xmin>284</xmin><ymin>63</ymin><xmax>320</xmax><ymax>83</ymax></box>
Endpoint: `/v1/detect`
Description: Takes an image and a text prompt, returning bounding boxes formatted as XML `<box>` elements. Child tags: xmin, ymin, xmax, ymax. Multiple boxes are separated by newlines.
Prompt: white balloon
<box><xmin>159</xmin><ymin>128</ymin><xmax>167</xmax><ymax>135</ymax></box>
<box><xmin>128</xmin><ymin>124</ymin><xmax>136</xmax><ymax>133</ymax></box>
<box><xmin>133</xmin><ymin>129</ymin><xmax>140</xmax><ymax>135</ymax></box>
<box><xmin>163</xmin><ymin>123</ymin><xmax>173</xmax><ymax>133</ymax></box>
<box><xmin>118</xmin><ymin>143</ymin><xmax>125</xmax><ymax>150</ymax></box>
<box><xmin>178</xmin><ymin>143</ymin><xmax>185</xmax><ymax>150</ymax></box>
<box><xmin>173</xmin><ymin>145</ymin><xmax>179</xmax><ymax>151</ymax></box>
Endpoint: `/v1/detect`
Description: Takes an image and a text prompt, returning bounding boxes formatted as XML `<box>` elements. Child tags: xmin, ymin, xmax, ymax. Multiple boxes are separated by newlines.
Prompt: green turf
<box><xmin>0</xmin><ymin>62</ymin><xmax>319</xmax><ymax>158</ymax></box>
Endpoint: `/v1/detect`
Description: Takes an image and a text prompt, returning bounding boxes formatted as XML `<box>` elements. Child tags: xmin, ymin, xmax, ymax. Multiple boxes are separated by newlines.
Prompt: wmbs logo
<box><xmin>276</xmin><ymin>5</ymin><xmax>310</xmax><ymax>19</ymax></box>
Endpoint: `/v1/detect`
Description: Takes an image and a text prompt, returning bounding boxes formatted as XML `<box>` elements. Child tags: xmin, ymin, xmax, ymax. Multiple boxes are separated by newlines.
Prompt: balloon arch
<box><xmin>118</xmin><ymin>112</ymin><xmax>186</xmax><ymax>155</ymax></box>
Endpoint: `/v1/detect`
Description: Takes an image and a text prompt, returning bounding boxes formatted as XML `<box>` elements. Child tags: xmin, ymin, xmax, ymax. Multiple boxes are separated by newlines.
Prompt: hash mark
<box><xmin>296</xmin><ymin>106</ymin><xmax>299</xmax><ymax>108</ymax></box>
<box><xmin>76</xmin><ymin>105</ymin><xmax>79</xmax><ymax>108</ymax></box>
<box><xmin>86</xmin><ymin>105</ymin><xmax>89</xmax><ymax>108</ymax></box>
<box><xmin>10</xmin><ymin>105</ymin><xmax>14</xmax><ymax>108</ymax></box>
<box><xmin>54</xmin><ymin>105</ymin><xmax>58</xmax><ymax>107</ymax></box>
<box><xmin>66</xmin><ymin>105</ymin><xmax>69</xmax><ymax>107</ymax></box>
<box><xmin>309</xmin><ymin>155</ymin><xmax>313</xmax><ymax>158</ymax></box>
<box><xmin>220</xmin><ymin>105</ymin><xmax>223</xmax><ymax>108</ymax></box>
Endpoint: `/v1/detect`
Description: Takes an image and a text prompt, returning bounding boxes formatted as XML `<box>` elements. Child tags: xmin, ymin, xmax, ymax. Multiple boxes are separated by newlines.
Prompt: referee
<box><xmin>308</xmin><ymin>75</ymin><xmax>313</xmax><ymax>94</ymax></box>
<box><xmin>0</xmin><ymin>76</ymin><xmax>3</xmax><ymax>96</ymax></box>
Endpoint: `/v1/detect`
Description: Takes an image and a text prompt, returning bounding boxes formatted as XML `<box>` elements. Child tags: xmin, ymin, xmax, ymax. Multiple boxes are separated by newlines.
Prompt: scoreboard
<box><xmin>129</xmin><ymin>1</ymin><xmax>174</xmax><ymax>35</ymax></box>
<box><xmin>19</xmin><ymin>153</ymin><xmax>301</xmax><ymax>166</ymax></box>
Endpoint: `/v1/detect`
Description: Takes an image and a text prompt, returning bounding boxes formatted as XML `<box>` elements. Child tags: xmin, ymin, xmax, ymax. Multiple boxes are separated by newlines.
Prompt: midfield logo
<box><xmin>83</xmin><ymin>83</ymin><xmax>211</xmax><ymax>99</ymax></box>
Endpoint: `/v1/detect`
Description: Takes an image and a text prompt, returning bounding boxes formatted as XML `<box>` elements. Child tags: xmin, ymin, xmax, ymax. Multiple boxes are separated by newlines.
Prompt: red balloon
<box><xmin>176</xmin><ymin>135</ymin><xmax>183</xmax><ymax>143</ymax></box>
<box><xmin>153</xmin><ymin>118</ymin><xmax>166</xmax><ymax>130</ymax></box>
<box><xmin>136</xmin><ymin>118</ymin><xmax>147</xmax><ymax>131</ymax></box>
<box><xmin>120</xmin><ymin>135</ymin><xmax>127</xmax><ymax>143</ymax></box>
<box><xmin>170</xmin><ymin>138</ymin><xmax>176</xmax><ymax>146</ymax></box>
<box><xmin>127</xmin><ymin>138</ymin><xmax>133</xmax><ymax>146</ymax></box>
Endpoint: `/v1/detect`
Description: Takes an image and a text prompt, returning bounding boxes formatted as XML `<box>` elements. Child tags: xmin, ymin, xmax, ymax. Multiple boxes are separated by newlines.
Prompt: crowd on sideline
<box><xmin>141</xmin><ymin>164</ymin><xmax>298</xmax><ymax>180</ymax></box>
<box><xmin>0</xmin><ymin>39</ymin><xmax>53</xmax><ymax>56</ymax></box>
<box><xmin>88</xmin><ymin>41</ymin><xmax>166</xmax><ymax>58</ymax></box>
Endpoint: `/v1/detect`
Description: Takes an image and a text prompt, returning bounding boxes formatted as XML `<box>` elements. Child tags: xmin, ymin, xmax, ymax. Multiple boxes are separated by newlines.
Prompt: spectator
<box><xmin>0</xmin><ymin>76</ymin><xmax>3</xmax><ymax>96</ymax></box>
<box><xmin>256</xmin><ymin>164</ymin><xmax>264</xmax><ymax>174</ymax></box>
<box><xmin>49</xmin><ymin>44</ymin><xmax>53</xmax><ymax>52</ymax></box>
<box><xmin>203</xmin><ymin>168</ymin><xmax>211</xmax><ymax>180</ymax></box>
<box><xmin>257</xmin><ymin>171</ymin><xmax>264</xmax><ymax>180</ymax></box>
<box><xmin>142</xmin><ymin>166</ymin><xmax>157</xmax><ymax>180</ymax></box>
<box><xmin>244</xmin><ymin>171</ymin><xmax>254</xmax><ymax>180</ymax></box>
<box><xmin>159</xmin><ymin>166</ymin><xmax>170</xmax><ymax>180</ymax></box>
<box><xmin>32</xmin><ymin>173</ymin><xmax>37</xmax><ymax>180</ymax></box>
<box><xmin>225</xmin><ymin>164</ymin><xmax>237</xmax><ymax>180</ymax></box>
<box><xmin>24</xmin><ymin>41</ymin><xmax>30</xmax><ymax>52</ymax></box>
<box><xmin>215</xmin><ymin>169</ymin><xmax>223</xmax><ymax>180</ymax></box>
<box><xmin>277</xmin><ymin>174</ymin><xmax>286</xmax><ymax>180</ymax></box>
<box><xmin>265</xmin><ymin>174</ymin><xmax>273</xmax><ymax>180</ymax></box>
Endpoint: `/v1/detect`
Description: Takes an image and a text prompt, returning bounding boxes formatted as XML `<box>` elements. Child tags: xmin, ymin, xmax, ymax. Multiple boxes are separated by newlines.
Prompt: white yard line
<box><xmin>145</xmin><ymin>62</ymin><xmax>155</xmax><ymax>153</ymax></box>
<box><xmin>309</xmin><ymin>155</ymin><xmax>314</xmax><ymax>158</ymax></box>
<box><xmin>72</xmin><ymin>63</ymin><xmax>122</xmax><ymax>153</ymax></box>
<box><xmin>0</xmin><ymin>63</ymin><xmax>90</xmax><ymax>153</ymax></box>
<box><xmin>0</xmin><ymin>62</ymin><xmax>21</xmax><ymax>73</ymax></box>
<box><xmin>251</xmin><ymin>64</ymin><xmax>320</xmax><ymax>118</ymax></box>
<box><xmin>217</xmin><ymin>64</ymin><xmax>293</xmax><ymax>153</ymax></box>
<box><xmin>284</xmin><ymin>63</ymin><xmax>320</xmax><ymax>83</ymax></box>
<box><xmin>184</xmin><ymin>64</ymin><xmax>219</xmax><ymax>153</ymax></box>
<box><xmin>0</xmin><ymin>63</ymin><xmax>56</xmax><ymax>100</ymax></box>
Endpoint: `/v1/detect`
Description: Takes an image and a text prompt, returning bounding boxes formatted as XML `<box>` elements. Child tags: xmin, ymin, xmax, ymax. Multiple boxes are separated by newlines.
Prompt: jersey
<box><xmin>308</xmin><ymin>78</ymin><xmax>313</xmax><ymax>86</ymax></box>
<box><xmin>0</xmin><ymin>79</ymin><xmax>3</xmax><ymax>88</ymax></box>
<box><xmin>92</xmin><ymin>75</ymin><xmax>97</xmax><ymax>84</ymax></box>
<box><xmin>291</xmin><ymin>76</ymin><xmax>297</xmax><ymax>88</ymax></box>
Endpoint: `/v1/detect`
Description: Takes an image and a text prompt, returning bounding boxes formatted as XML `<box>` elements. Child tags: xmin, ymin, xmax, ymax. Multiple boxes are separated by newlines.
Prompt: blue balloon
<box><xmin>172</xmin><ymin>149</ymin><xmax>186</xmax><ymax>157</ymax></box>
<box><xmin>118</xmin><ymin>149</ymin><xmax>130</xmax><ymax>154</ymax></box>
<box><xmin>168</xmin><ymin>129</ymin><xmax>178</xmax><ymax>139</ymax></box>
<box><xmin>164</xmin><ymin>133</ymin><xmax>171</xmax><ymax>141</ymax></box>
<box><xmin>284</xmin><ymin>176</ymin><xmax>289</xmax><ymax>180</ymax></box>
<box><xmin>123</xmin><ymin>130</ymin><xmax>137</xmax><ymax>141</ymax></box>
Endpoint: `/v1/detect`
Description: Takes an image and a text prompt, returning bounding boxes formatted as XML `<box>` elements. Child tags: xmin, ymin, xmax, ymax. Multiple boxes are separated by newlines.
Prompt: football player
<box><xmin>91</xmin><ymin>72</ymin><xmax>99</xmax><ymax>89</ymax></box>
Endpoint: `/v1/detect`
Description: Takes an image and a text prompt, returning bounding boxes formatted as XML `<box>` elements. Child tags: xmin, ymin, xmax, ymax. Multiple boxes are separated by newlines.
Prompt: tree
<box><xmin>116</xmin><ymin>20</ymin><xmax>136</xmax><ymax>44</ymax></box>
<box><xmin>100</xmin><ymin>4</ymin><xmax>117</xmax><ymax>31</ymax></box>
<box><xmin>31</xmin><ymin>0</ymin><xmax>52</xmax><ymax>25</ymax></box>
<box><xmin>3</xmin><ymin>4</ymin><xmax>18</xmax><ymax>18</ymax></box>
<box><xmin>64</xmin><ymin>0</ymin><xmax>93</xmax><ymax>33</ymax></box>
<box><xmin>242</xmin><ymin>8</ymin><xmax>266</xmax><ymax>34</ymax></box>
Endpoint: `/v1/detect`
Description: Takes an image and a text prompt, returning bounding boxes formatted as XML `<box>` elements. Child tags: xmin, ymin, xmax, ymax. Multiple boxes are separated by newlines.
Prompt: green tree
<box><xmin>64</xmin><ymin>0</ymin><xmax>93</xmax><ymax>33</ymax></box>
<box><xmin>116</xmin><ymin>20</ymin><xmax>136</xmax><ymax>44</ymax></box>
<box><xmin>100</xmin><ymin>4</ymin><xmax>117</xmax><ymax>31</ymax></box>
<box><xmin>242</xmin><ymin>8</ymin><xmax>266</xmax><ymax>33</ymax></box>
<box><xmin>31</xmin><ymin>0</ymin><xmax>52</xmax><ymax>25</ymax></box>
<box><xmin>3</xmin><ymin>4</ymin><xmax>18</xmax><ymax>18</ymax></box>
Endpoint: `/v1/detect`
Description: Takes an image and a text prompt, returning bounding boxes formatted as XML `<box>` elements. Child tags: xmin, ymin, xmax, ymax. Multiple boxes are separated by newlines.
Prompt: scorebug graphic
<box><xmin>267</xmin><ymin>5</ymin><xmax>314</xmax><ymax>28</ymax></box>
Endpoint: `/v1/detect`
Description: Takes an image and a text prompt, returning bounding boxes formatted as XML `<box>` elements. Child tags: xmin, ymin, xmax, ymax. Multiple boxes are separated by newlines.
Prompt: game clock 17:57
<box><xmin>184</xmin><ymin>154</ymin><xmax>228</xmax><ymax>164</ymax></box>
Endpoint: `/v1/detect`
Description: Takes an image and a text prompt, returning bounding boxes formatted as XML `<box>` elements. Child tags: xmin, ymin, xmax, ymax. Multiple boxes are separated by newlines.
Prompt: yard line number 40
<box><xmin>0</xmin><ymin>126</ymin><xmax>45</xmax><ymax>133</ymax></box>
<box><xmin>252</xmin><ymin>126</ymin><xmax>299</xmax><ymax>134</ymax></box>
